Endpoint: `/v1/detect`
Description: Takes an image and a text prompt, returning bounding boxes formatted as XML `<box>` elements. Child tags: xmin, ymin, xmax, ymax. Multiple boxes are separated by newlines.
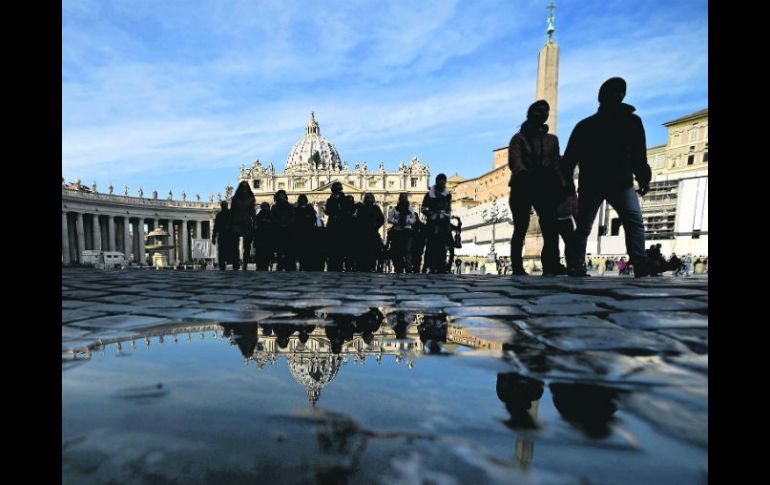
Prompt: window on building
<box><xmin>368</xmin><ymin>179</ymin><xmax>377</xmax><ymax>188</ymax></box>
<box><xmin>703</xmin><ymin>151</ymin><xmax>708</xmax><ymax>163</ymax></box>
<box><xmin>610</xmin><ymin>218</ymin><xmax>622</xmax><ymax>236</ymax></box>
<box><xmin>692</xmin><ymin>229</ymin><xmax>701</xmax><ymax>239</ymax></box>
<box><xmin>388</xmin><ymin>180</ymin><xmax>395</xmax><ymax>188</ymax></box>
<box><xmin>296</xmin><ymin>181</ymin><xmax>305</xmax><ymax>189</ymax></box>
<box><xmin>411</xmin><ymin>178</ymin><xmax>418</xmax><ymax>188</ymax></box>
<box><xmin>689</xmin><ymin>130</ymin><xmax>698</xmax><ymax>142</ymax></box>
<box><xmin>278</xmin><ymin>182</ymin><xmax>285</xmax><ymax>189</ymax></box>
<box><xmin>689</xmin><ymin>146</ymin><xmax>695</xmax><ymax>152</ymax></box>
<box><xmin>252</xmin><ymin>180</ymin><xmax>261</xmax><ymax>189</ymax></box>
<box><xmin>687</xmin><ymin>155</ymin><xmax>695</xmax><ymax>165</ymax></box>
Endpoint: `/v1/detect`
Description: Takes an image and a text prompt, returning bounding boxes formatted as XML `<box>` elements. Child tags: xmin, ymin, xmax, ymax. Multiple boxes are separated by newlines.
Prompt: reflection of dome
<box><xmin>287</xmin><ymin>354</ymin><xmax>342</xmax><ymax>405</ymax></box>
<box><xmin>285</xmin><ymin>111</ymin><xmax>341</xmax><ymax>172</ymax></box>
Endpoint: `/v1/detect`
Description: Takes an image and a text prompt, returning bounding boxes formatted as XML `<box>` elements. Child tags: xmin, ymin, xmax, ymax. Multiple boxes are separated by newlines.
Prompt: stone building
<box><xmin>62</xmin><ymin>184</ymin><xmax>218</xmax><ymax>265</ymax></box>
<box><xmin>237</xmin><ymin>111</ymin><xmax>431</xmax><ymax>234</ymax></box>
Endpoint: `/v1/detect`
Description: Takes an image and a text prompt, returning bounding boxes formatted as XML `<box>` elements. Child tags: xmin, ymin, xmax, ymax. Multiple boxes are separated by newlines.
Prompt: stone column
<box><xmin>92</xmin><ymin>214</ymin><xmax>102</xmax><ymax>251</ymax></box>
<box><xmin>195</xmin><ymin>220</ymin><xmax>202</xmax><ymax>239</ymax></box>
<box><xmin>62</xmin><ymin>211</ymin><xmax>71</xmax><ymax>265</ymax></box>
<box><xmin>108</xmin><ymin>216</ymin><xmax>116</xmax><ymax>251</ymax></box>
<box><xmin>76</xmin><ymin>213</ymin><xmax>85</xmax><ymax>263</ymax></box>
<box><xmin>123</xmin><ymin>217</ymin><xmax>131</xmax><ymax>255</ymax></box>
<box><xmin>168</xmin><ymin>221</ymin><xmax>176</xmax><ymax>264</ymax></box>
<box><xmin>181</xmin><ymin>220</ymin><xmax>189</xmax><ymax>263</ymax></box>
<box><xmin>137</xmin><ymin>218</ymin><xmax>146</xmax><ymax>265</ymax></box>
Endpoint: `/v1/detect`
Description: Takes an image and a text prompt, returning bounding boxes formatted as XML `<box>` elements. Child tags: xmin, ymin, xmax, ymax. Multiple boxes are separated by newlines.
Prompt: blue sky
<box><xmin>62</xmin><ymin>0</ymin><xmax>708</xmax><ymax>198</ymax></box>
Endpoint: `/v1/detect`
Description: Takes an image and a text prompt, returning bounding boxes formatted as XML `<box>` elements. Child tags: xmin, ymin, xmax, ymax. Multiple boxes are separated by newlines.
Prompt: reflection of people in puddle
<box><xmin>387</xmin><ymin>311</ymin><xmax>415</xmax><ymax>340</ymax></box>
<box><xmin>273</xmin><ymin>325</ymin><xmax>296</xmax><ymax>349</ymax></box>
<box><xmin>355</xmin><ymin>309</ymin><xmax>383</xmax><ymax>344</ymax></box>
<box><xmin>418</xmin><ymin>314</ymin><xmax>448</xmax><ymax>354</ymax></box>
<box><xmin>550</xmin><ymin>383</ymin><xmax>621</xmax><ymax>439</ymax></box>
<box><xmin>496</xmin><ymin>373</ymin><xmax>544</xmax><ymax>430</ymax></box>
<box><xmin>221</xmin><ymin>323</ymin><xmax>259</xmax><ymax>359</ymax></box>
<box><xmin>297</xmin><ymin>325</ymin><xmax>315</xmax><ymax>344</ymax></box>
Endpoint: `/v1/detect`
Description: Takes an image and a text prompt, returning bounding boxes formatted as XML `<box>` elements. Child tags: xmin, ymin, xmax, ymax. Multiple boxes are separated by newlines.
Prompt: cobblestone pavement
<box><xmin>62</xmin><ymin>268</ymin><xmax>708</xmax><ymax>484</ymax></box>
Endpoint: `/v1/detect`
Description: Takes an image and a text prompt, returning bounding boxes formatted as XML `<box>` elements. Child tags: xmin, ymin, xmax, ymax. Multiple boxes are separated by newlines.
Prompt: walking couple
<box><xmin>508</xmin><ymin>77</ymin><xmax>653</xmax><ymax>278</ymax></box>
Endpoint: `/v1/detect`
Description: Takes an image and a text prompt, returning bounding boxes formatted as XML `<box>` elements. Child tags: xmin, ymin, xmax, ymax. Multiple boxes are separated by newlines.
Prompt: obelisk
<box><xmin>535</xmin><ymin>2</ymin><xmax>559</xmax><ymax>136</ymax></box>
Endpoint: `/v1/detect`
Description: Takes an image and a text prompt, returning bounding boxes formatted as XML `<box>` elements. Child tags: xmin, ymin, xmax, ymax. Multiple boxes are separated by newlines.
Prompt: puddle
<box><xmin>63</xmin><ymin>308</ymin><xmax>707</xmax><ymax>485</ymax></box>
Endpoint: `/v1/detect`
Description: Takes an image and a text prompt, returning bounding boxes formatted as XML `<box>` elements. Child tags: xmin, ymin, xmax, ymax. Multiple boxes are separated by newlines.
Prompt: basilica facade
<box><xmin>237</xmin><ymin>112</ymin><xmax>431</xmax><ymax>221</ymax></box>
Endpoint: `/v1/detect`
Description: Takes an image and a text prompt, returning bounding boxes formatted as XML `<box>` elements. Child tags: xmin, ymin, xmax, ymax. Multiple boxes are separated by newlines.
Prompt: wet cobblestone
<box><xmin>62</xmin><ymin>268</ymin><xmax>708</xmax><ymax>485</ymax></box>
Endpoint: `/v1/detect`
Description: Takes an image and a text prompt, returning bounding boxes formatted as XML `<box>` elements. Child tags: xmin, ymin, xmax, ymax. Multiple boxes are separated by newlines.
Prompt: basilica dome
<box><xmin>285</xmin><ymin>111</ymin><xmax>342</xmax><ymax>172</ymax></box>
<box><xmin>288</xmin><ymin>354</ymin><xmax>342</xmax><ymax>405</ymax></box>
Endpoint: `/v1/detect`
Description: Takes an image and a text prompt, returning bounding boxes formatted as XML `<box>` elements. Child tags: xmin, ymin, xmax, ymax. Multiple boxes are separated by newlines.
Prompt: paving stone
<box><xmin>286</xmin><ymin>299</ymin><xmax>344</xmax><ymax>309</ymax></box>
<box><xmin>521</xmin><ymin>303</ymin><xmax>608</xmax><ymax>316</ymax></box>
<box><xmin>138</xmin><ymin>290</ymin><xmax>197</xmax><ymax>298</ymax></box>
<box><xmin>62</xmin><ymin>309</ymin><xmax>108</xmax><ymax>324</ymax></box>
<box><xmin>622</xmin><ymin>385</ymin><xmax>708</xmax><ymax>447</ymax></box>
<box><xmin>534</xmin><ymin>327</ymin><xmax>688</xmax><ymax>354</ymax></box>
<box><xmin>657</xmin><ymin>328</ymin><xmax>708</xmax><ymax>353</ymax></box>
<box><xmin>89</xmin><ymin>294</ymin><xmax>145</xmax><ymax>304</ymax></box>
<box><xmin>519</xmin><ymin>315</ymin><xmax>619</xmax><ymax>330</ymax></box>
<box><xmin>61</xmin><ymin>300</ymin><xmax>93</xmax><ymax>309</ymax></box>
<box><xmin>189</xmin><ymin>293</ymin><xmax>240</xmax><ymax>303</ymax></box>
<box><xmin>609</xmin><ymin>288</ymin><xmax>709</xmax><ymax>299</ymax></box>
<box><xmin>666</xmin><ymin>353</ymin><xmax>708</xmax><ymax>375</ymax></box>
<box><xmin>69</xmin><ymin>315</ymin><xmax>172</xmax><ymax>331</ymax></box>
<box><xmin>608</xmin><ymin>311</ymin><xmax>708</xmax><ymax>330</ymax></box>
<box><xmin>183</xmin><ymin>309</ymin><xmax>274</xmax><ymax>323</ymax></box>
<box><xmin>131</xmin><ymin>298</ymin><xmax>189</xmax><ymax>308</ymax></box>
<box><xmin>604</xmin><ymin>298</ymin><xmax>708</xmax><ymax>312</ymax></box>
<box><xmin>530</xmin><ymin>294</ymin><xmax>619</xmax><ymax>306</ymax></box>
<box><xmin>61</xmin><ymin>290</ymin><xmax>110</xmax><ymax>299</ymax></box>
<box><xmin>457</xmin><ymin>297</ymin><xmax>528</xmax><ymax>307</ymax></box>
<box><xmin>444</xmin><ymin>306</ymin><xmax>527</xmax><ymax>318</ymax></box>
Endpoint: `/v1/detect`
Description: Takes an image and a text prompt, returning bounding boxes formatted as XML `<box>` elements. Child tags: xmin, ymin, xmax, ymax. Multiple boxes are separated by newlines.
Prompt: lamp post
<box><xmin>482</xmin><ymin>199</ymin><xmax>510</xmax><ymax>263</ymax></box>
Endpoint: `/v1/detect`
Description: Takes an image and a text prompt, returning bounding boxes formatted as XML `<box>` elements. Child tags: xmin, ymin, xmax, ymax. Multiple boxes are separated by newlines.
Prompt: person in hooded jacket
<box><xmin>293</xmin><ymin>194</ymin><xmax>321</xmax><ymax>270</ymax></box>
<box><xmin>229</xmin><ymin>181</ymin><xmax>257</xmax><ymax>270</ymax></box>
<box><xmin>561</xmin><ymin>77</ymin><xmax>653</xmax><ymax>277</ymax></box>
<box><xmin>508</xmin><ymin>100</ymin><xmax>566</xmax><ymax>276</ymax></box>
<box><xmin>421</xmin><ymin>173</ymin><xmax>453</xmax><ymax>273</ymax></box>
<box><xmin>270</xmin><ymin>190</ymin><xmax>296</xmax><ymax>270</ymax></box>
<box><xmin>212</xmin><ymin>200</ymin><xmax>237</xmax><ymax>270</ymax></box>
<box><xmin>253</xmin><ymin>202</ymin><xmax>273</xmax><ymax>270</ymax></box>
<box><xmin>354</xmin><ymin>193</ymin><xmax>385</xmax><ymax>272</ymax></box>
<box><xmin>388</xmin><ymin>192</ymin><xmax>418</xmax><ymax>273</ymax></box>
<box><xmin>324</xmin><ymin>182</ymin><xmax>347</xmax><ymax>271</ymax></box>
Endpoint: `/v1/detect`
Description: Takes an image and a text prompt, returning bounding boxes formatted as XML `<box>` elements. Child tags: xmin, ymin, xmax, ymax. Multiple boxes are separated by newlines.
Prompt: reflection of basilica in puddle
<box><xmin>65</xmin><ymin>309</ymin><xmax>487</xmax><ymax>406</ymax></box>
<box><xmin>63</xmin><ymin>309</ymin><xmax>642</xmax><ymax>477</ymax></box>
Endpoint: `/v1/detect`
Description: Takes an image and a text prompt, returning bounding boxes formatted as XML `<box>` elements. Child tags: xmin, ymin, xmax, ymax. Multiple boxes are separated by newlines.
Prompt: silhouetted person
<box><xmin>355</xmin><ymin>308</ymin><xmax>383</xmax><ymax>345</ymax></box>
<box><xmin>270</xmin><ymin>190</ymin><xmax>296</xmax><ymax>271</ymax></box>
<box><xmin>293</xmin><ymin>194</ymin><xmax>321</xmax><ymax>270</ymax></box>
<box><xmin>230</xmin><ymin>181</ymin><xmax>257</xmax><ymax>270</ymax></box>
<box><xmin>253</xmin><ymin>202</ymin><xmax>273</xmax><ymax>270</ymax></box>
<box><xmin>410</xmin><ymin>218</ymin><xmax>426</xmax><ymax>273</ymax></box>
<box><xmin>508</xmin><ymin>100</ymin><xmax>566</xmax><ymax>277</ymax></box>
<box><xmin>388</xmin><ymin>192</ymin><xmax>417</xmax><ymax>273</ymax></box>
<box><xmin>561</xmin><ymin>77</ymin><xmax>653</xmax><ymax>277</ymax></box>
<box><xmin>496</xmin><ymin>373</ymin><xmax>544</xmax><ymax>430</ymax></box>
<box><xmin>352</xmin><ymin>193</ymin><xmax>385</xmax><ymax>272</ymax></box>
<box><xmin>418</xmin><ymin>314</ymin><xmax>448</xmax><ymax>354</ymax></box>
<box><xmin>550</xmin><ymin>383</ymin><xmax>621</xmax><ymax>439</ymax></box>
<box><xmin>447</xmin><ymin>216</ymin><xmax>462</xmax><ymax>271</ymax></box>
<box><xmin>421</xmin><ymin>173</ymin><xmax>453</xmax><ymax>273</ymax></box>
<box><xmin>212</xmin><ymin>200</ymin><xmax>237</xmax><ymax>270</ymax></box>
<box><xmin>324</xmin><ymin>182</ymin><xmax>347</xmax><ymax>271</ymax></box>
<box><xmin>454</xmin><ymin>257</ymin><xmax>462</xmax><ymax>275</ymax></box>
